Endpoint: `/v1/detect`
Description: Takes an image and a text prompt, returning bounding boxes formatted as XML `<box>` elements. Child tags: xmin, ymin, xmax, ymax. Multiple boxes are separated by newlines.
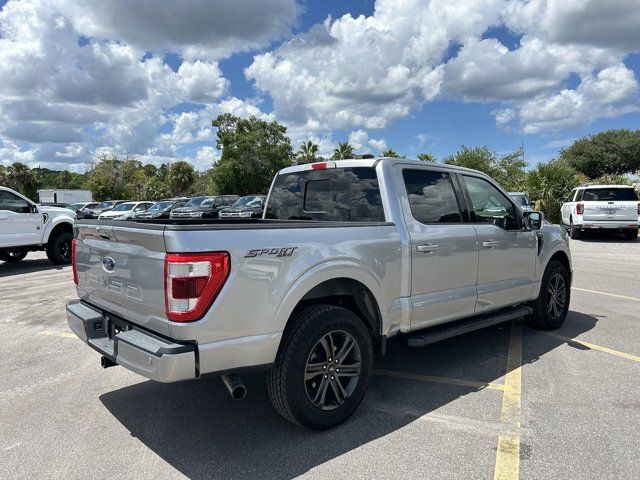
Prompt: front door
<box><xmin>0</xmin><ymin>189</ymin><xmax>42</xmax><ymax>248</ymax></box>
<box><xmin>397</xmin><ymin>167</ymin><xmax>479</xmax><ymax>330</ymax></box>
<box><xmin>459</xmin><ymin>175</ymin><xmax>537</xmax><ymax>312</ymax></box>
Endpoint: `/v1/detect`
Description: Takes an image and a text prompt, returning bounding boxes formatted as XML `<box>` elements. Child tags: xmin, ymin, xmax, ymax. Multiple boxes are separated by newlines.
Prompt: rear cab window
<box><xmin>265</xmin><ymin>167</ymin><xmax>385</xmax><ymax>222</ymax></box>
<box><xmin>582</xmin><ymin>188</ymin><xmax>638</xmax><ymax>201</ymax></box>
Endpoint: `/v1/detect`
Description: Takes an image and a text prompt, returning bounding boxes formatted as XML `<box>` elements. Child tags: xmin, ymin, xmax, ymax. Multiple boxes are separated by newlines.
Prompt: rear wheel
<box><xmin>569</xmin><ymin>218</ymin><xmax>581</xmax><ymax>239</ymax></box>
<box><xmin>528</xmin><ymin>260</ymin><xmax>570</xmax><ymax>330</ymax></box>
<box><xmin>46</xmin><ymin>231</ymin><xmax>73</xmax><ymax>265</ymax></box>
<box><xmin>624</xmin><ymin>228</ymin><xmax>638</xmax><ymax>241</ymax></box>
<box><xmin>267</xmin><ymin>304</ymin><xmax>373</xmax><ymax>430</ymax></box>
<box><xmin>0</xmin><ymin>249</ymin><xmax>28</xmax><ymax>263</ymax></box>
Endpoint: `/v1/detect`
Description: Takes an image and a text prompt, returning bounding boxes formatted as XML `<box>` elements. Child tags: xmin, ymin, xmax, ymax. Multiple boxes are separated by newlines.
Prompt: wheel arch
<box><xmin>548</xmin><ymin>249</ymin><xmax>572</xmax><ymax>283</ymax></box>
<box><xmin>43</xmin><ymin>219</ymin><xmax>73</xmax><ymax>244</ymax></box>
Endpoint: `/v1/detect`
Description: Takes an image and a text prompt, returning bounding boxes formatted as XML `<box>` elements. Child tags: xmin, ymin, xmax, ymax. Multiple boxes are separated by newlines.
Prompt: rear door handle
<box><xmin>417</xmin><ymin>244</ymin><xmax>439</xmax><ymax>253</ymax></box>
<box><xmin>482</xmin><ymin>240</ymin><xmax>499</xmax><ymax>249</ymax></box>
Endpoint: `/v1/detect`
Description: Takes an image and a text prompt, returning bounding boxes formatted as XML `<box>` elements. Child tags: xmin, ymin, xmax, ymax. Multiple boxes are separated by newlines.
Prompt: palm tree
<box><xmin>417</xmin><ymin>152</ymin><xmax>436</xmax><ymax>162</ymax></box>
<box><xmin>297</xmin><ymin>141</ymin><xmax>320</xmax><ymax>164</ymax></box>
<box><xmin>382</xmin><ymin>149</ymin><xmax>401</xmax><ymax>158</ymax></box>
<box><xmin>7</xmin><ymin>162</ymin><xmax>35</xmax><ymax>193</ymax></box>
<box><xmin>332</xmin><ymin>142</ymin><xmax>355</xmax><ymax>160</ymax></box>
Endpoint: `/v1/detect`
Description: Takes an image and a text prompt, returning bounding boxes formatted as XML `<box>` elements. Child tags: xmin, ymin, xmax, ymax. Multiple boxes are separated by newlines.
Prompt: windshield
<box><xmin>234</xmin><ymin>196</ymin><xmax>262</xmax><ymax>207</ymax></box>
<box><xmin>200</xmin><ymin>198</ymin><xmax>216</xmax><ymax>207</ymax></box>
<box><xmin>95</xmin><ymin>202</ymin><xmax>112</xmax><ymax>209</ymax></box>
<box><xmin>510</xmin><ymin>194</ymin><xmax>529</xmax><ymax>206</ymax></box>
<box><xmin>68</xmin><ymin>203</ymin><xmax>84</xmax><ymax>210</ymax></box>
<box><xmin>148</xmin><ymin>201</ymin><xmax>174</xmax><ymax>211</ymax></box>
<box><xmin>113</xmin><ymin>203</ymin><xmax>135</xmax><ymax>211</ymax></box>
<box><xmin>185</xmin><ymin>197</ymin><xmax>205</xmax><ymax>207</ymax></box>
<box><xmin>583</xmin><ymin>188</ymin><xmax>638</xmax><ymax>201</ymax></box>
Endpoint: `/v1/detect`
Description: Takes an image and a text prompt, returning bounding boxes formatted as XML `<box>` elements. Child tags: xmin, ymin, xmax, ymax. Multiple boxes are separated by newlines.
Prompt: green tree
<box><xmin>7</xmin><ymin>162</ymin><xmax>36</xmax><ymax>198</ymax></box>
<box><xmin>382</xmin><ymin>148</ymin><xmax>401</xmax><ymax>158</ymax></box>
<box><xmin>126</xmin><ymin>169</ymin><xmax>149</xmax><ymax>200</ymax></box>
<box><xmin>143</xmin><ymin>164</ymin><xmax>158</xmax><ymax>178</ymax></box>
<box><xmin>444</xmin><ymin>146</ymin><xmax>500</xmax><ymax>177</ymax></box>
<box><xmin>144</xmin><ymin>177</ymin><xmax>172</xmax><ymax>200</ymax></box>
<box><xmin>417</xmin><ymin>152</ymin><xmax>436</xmax><ymax>162</ymax></box>
<box><xmin>167</xmin><ymin>161</ymin><xmax>195</xmax><ymax>196</ymax></box>
<box><xmin>210</xmin><ymin>114</ymin><xmax>294</xmax><ymax>195</ymax></box>
<box><xmin>332</xmin><ymin>142</ymin><xmax>354</xmax><ymax>160</ymax></box>
<box><xmin>559</xmin><ymin>129</ymin><xmax>640</xmax><ymax>178</ymax></box>
<box><xmin>526</xmin><ymin>160</ymin><xmax>585</xmax><ymax>223</ymax></box>
<box><xmin>297</xmin><ymin>141</ymin><xmax>320</xmax><ymax>164</ymax></box>
<box><xmin>495</xmin><ymin>148</ymin><xmax>527</xmax><ymax>192</ymax></box>
<box><xmin>84</xmin><ymin>154</ymin><xmax>126</xmax><ymax>201</ymax></box>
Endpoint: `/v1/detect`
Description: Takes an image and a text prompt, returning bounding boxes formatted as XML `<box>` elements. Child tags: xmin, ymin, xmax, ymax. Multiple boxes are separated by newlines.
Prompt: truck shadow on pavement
<box><xmin>0</xmin><ymin>258</ymin><xmax>66</xmax><ymax>278</ymax></box>
<box><xmin>100</xmin><ymin>311</ymin><xmax>598</xmax><ymax>480</ymax></box>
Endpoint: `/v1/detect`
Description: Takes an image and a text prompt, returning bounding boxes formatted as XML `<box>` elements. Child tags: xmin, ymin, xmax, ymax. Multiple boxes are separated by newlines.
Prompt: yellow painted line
<box><xmin>572</xmin><ymin>287</ymin><xmax>640</xmax><ymax>303</ymax></box>
<box><xmin>38</xmin><ymin>330</ymin><xmax>76</xmax><ymax>339</ymax></box>
<box><xmin>494</xmin><ymin>321</ymin><xmax>523</xmax><ymax>480</ymax></box>
<box><xmin>373</xmin><ymin>369</ymin><xmax>505</xmax><ymax>391</ymax></box>
<box><xmin>539</xmin><ymin>331</ymin><xmax>640</xmax><ymax>363</ymax></box>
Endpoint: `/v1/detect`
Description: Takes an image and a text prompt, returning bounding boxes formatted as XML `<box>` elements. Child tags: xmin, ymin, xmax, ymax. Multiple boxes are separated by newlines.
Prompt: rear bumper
<box><xmin>574</xmin><ymin>220</ymin><xmax>638</xmax><ymax>229</ymax></box>
<box><xmin>66</xmin><ymin>300</ymin><xmax>196</xmax><ymax>383</ymax></box>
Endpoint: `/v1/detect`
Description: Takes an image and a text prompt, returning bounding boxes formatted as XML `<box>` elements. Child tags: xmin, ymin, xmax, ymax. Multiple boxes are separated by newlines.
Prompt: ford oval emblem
<box><xmin>102</xmin><ymin>256</ymin><xmax>116</xmax><ymax>273</ymax></box>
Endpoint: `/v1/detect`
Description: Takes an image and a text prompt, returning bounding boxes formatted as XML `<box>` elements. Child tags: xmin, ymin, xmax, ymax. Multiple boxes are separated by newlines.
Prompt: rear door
<box><xmin>458</xmin><ymin>174</ymin><xmax>537</xmax><ymax>313</ymax></box>
<box><xmin>396</xmin><ymin>166</ymin><xmax>479</xmax><ymax>329</ymax></box>
<box><xmin>0</xmin><ymin>189</ymin><xmax>41</xmax><ymax>248</ymax></box>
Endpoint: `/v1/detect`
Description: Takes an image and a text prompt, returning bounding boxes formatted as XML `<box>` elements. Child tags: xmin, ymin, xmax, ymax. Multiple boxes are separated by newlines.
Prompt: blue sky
<box><xmin>1</xmin><ymin>0</ymin><xmax>639</xmax><ymax>171</ymax></box>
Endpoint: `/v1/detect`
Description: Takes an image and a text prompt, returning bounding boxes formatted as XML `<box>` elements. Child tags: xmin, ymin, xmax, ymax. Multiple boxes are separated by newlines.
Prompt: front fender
<box><xmin>535</xmin><ymin>223</ymin><xmax>572</xmax><ymax>286</ymax></box>
<box><xmin>42</xmin><ymin>217</ymin><xmax>73</xmax><ymax>244</ymax></box>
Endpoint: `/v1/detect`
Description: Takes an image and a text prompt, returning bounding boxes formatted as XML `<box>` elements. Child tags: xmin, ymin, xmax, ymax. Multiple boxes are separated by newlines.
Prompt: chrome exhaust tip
<box><xmin>221</xmin><ymin>374</ymin><xmax>246</xmax><ymax>400</ymax></box>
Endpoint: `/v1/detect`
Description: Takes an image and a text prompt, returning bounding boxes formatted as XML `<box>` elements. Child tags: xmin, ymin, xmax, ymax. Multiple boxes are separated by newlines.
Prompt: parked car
<box><xmin>170</xmin><ymin>195</ymin><xmax>239</xmax><ymax>219</ymax></box>
<box><xmin>77</xmin><ymin>200</ymin><xmax>127</xmax><ymax>219</ymax></box>
<box><xmin>560</xmin><ymin>185</ymin><xmax>639</xmax><ymax>240</ymax></box>
<box><xmin>508</xmin><ymin>192</ymin><xmax>535</xmax><ymax>212</ymax></box>
<box><xmin>68</xmin><ymin>158</ymin><xmax>572</xmax><ymax>430</ymax></box>
<box><xmin>0</xmin><ymin>186</ymin><xmax>75</xmax><ymax>264</ymax></box>
<box><xmin>133</xmin><ymin>200</ymin><xmax>187</xmax><ymax>220</ymax></box>
<box><xmin>98</xmin><ymin>201</ymin><xmax>154</xmax><ymax>220</ymax></box>
<box><xmin>219</xmin><ymin>195</ymin><xmax>266</xmax><ymax>219</ymax></box>
<box><xmin>67</xmin><ymin>202</ymin><xmax>99</xmax><ymax>213</ymax></box>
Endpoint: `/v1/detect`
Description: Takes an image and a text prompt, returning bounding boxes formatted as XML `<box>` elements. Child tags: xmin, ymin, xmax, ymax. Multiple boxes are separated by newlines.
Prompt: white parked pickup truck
<box><xmin>0</xmin><ymin>186</ymin><xmax>75</xmax><ymax>264</ymax></box>
<box><xmin>67</xmin><ymin>158</ymin><xmax>572</xmax><ymax>429</ymax></box>
<box><xmin>560</xmin><ymin>185</ymin><xmax>639</xmax><ymax>240</ymax></box>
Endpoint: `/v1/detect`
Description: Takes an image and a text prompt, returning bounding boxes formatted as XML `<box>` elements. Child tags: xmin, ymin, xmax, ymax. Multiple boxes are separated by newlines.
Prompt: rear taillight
<box><xmin>71</xmin><ymin>239</ymin><xmax>78</xmax><ymax>285</ymax></box>
<box><xmin>164</xmin><ymin>252</ymin><xmax>230</xmax><ymax>322</ymax></box>
<box><xmin>576</xmin><ymin>203</ymin><xmax>584</xmax><ymax>215</ymax></box>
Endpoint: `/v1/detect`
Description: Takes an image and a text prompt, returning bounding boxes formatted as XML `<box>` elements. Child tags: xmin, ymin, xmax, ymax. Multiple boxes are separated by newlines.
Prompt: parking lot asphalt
<box><xmin>1</xmin><ymin>235</ymin><xmax>639</xmax><ymax>479</ymax></box>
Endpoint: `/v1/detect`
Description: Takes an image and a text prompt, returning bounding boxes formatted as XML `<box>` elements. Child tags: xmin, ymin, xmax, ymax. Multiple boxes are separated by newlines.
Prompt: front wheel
<box><xmin>46</xmin><ymin>231</ymin><xmax>73</xmax><ymax>265</ymax></box>
<box><xmin>527</xmin><ymin>260</ymin><xmax>571</xmax><ymax>330</ymax></box>
<box><xmin>267</xmin><ymin>304</ymin><xmax>373</xmax><ymax>430</ymax></box>
<box><xmin>0</xmin><ymin>249</ymin><xmax>28</xmax><ymax>263</ymax></box>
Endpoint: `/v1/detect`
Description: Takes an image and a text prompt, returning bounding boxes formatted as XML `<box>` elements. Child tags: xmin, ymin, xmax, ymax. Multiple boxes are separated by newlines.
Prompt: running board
<box><xmin>404</xmin><ymin>305</ymin><xmax>532</xmax><ymax>347</ymax></box>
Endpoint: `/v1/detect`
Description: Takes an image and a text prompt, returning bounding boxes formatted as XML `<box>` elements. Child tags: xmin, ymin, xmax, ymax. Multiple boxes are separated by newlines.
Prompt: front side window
<box><xmin>266</xmin><ymin>167</ymin><xmax>384</xmax><ymax>222</ymax></box>
<box><xmin>462</xmin><ymin>176</ymin><xmax>519</xmax><ymax>230</ymax></box>
<box><xmin>402</xmin><ymin>169</ymin><xmax>462</xmax><ymax>224</ymax></box>
<box><xmin>113</xmin><ymin>203</ymin><xmax>135</xmax><ymax>211</ymax></box>
<box><xmin>0</xmin><ymin>190</ymin><xmax>31</xmax><ymax>213</ymax></box>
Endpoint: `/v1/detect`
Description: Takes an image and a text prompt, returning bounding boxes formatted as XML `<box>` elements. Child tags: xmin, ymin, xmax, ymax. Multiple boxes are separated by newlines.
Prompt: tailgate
<box><xmin>74</xmin><ymin>222</ymin><xmax>170</xmax><ymax>336</ymax></box>
<box><xmin>583</xmin><ymin>201</ymin><xmax>638</xmax><ymax>222</ymax></box>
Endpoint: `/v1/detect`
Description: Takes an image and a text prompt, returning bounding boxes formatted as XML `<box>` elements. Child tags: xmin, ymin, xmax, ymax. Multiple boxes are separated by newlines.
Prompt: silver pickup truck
<box><xmin>67</xmin><ymin>158</ymin><xmax>572</xmax><ymax>430</ymax></box>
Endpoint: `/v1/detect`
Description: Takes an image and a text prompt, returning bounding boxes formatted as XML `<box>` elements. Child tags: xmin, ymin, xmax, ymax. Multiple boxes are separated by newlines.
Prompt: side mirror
<box><xmin>525</xmin><ymin>211</ymin><xmax>544</xmax><ymax>230</ymax></box>
<box><xmin>30</xmin><ymin>204</ymin><xmax>39</xmax><ymax>213</ymax></box>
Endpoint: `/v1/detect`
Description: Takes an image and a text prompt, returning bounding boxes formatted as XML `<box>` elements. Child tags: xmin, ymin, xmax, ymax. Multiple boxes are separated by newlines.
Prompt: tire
<box><xmin>267</xmin><ymin>304</ymin><xmax>373</xmax><ymax>430</ymax></box>
<box><xmin>0</xmin><ymin>249</ymin><xmax>28</xmax><ymax>263</ymax></box>
<box><xmin>527</xmin><ymin>260</ymin><xmax>570</xmax><ymax>330</ymax></box>
<box><xmin>46</xmin><ymin>231</ymin><xmax>73</xmax><ymax>265</ymax></box>
<box><xmin>569</xmin><ymin>218</ymin><xmax>581</xmax><ymax>239</ymax></box>
<box><xmin>624</xmin><ymin>228</ymin><xmax>638</xmax><ymax>241</ymax></box>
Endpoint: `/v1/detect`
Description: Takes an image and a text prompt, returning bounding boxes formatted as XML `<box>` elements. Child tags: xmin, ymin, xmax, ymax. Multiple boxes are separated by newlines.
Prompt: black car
<box><xmin>218</xmin><ymin>195</ymin><xmax>266</xmax><ymax>219</ymax></box>
<box><xmin>170</xmin><ymin>195</ymin><xmax>239</xmax><ymax>219</ymax></box>
<box><xmin>133</xmin><ymin>200</ymin><xmax>187</xmax><ymax>220</ymax></box>
<box><xmin>67</xmin><ymin>202</ymin><xmax>99</xmax><ymax>213</ymax></box>
<box><xmin>76</xmin><ymin>200</ymin><xmax>127</xmax><ymax>219</ymax></box>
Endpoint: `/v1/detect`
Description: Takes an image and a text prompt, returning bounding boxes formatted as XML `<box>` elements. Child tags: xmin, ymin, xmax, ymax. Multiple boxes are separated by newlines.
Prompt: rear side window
<box><xmin>583</xmin><ymin>188</ymin><xmax>638</xmax><ymax>201</ymax></box>
<box><xmin>402</xmin><ymin>169</ymin><xmax>462</xmax><ymax>224</ymax></box>
<box><xmin>265</xmin><ymin>167</ymin><xmax>385</xmax><ymax>222</ymax></box>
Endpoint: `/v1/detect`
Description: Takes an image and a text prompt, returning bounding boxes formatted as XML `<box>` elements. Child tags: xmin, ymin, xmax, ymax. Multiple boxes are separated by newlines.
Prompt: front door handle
<box><xmin>482</xmin><ymin>240</ymin><xmax>499</xmax><ymax>249</ymax></box>
<box><xmin>417</xmin><ymin>244</ymin><xmax>439</xmax><ymax>253</ymax></box>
